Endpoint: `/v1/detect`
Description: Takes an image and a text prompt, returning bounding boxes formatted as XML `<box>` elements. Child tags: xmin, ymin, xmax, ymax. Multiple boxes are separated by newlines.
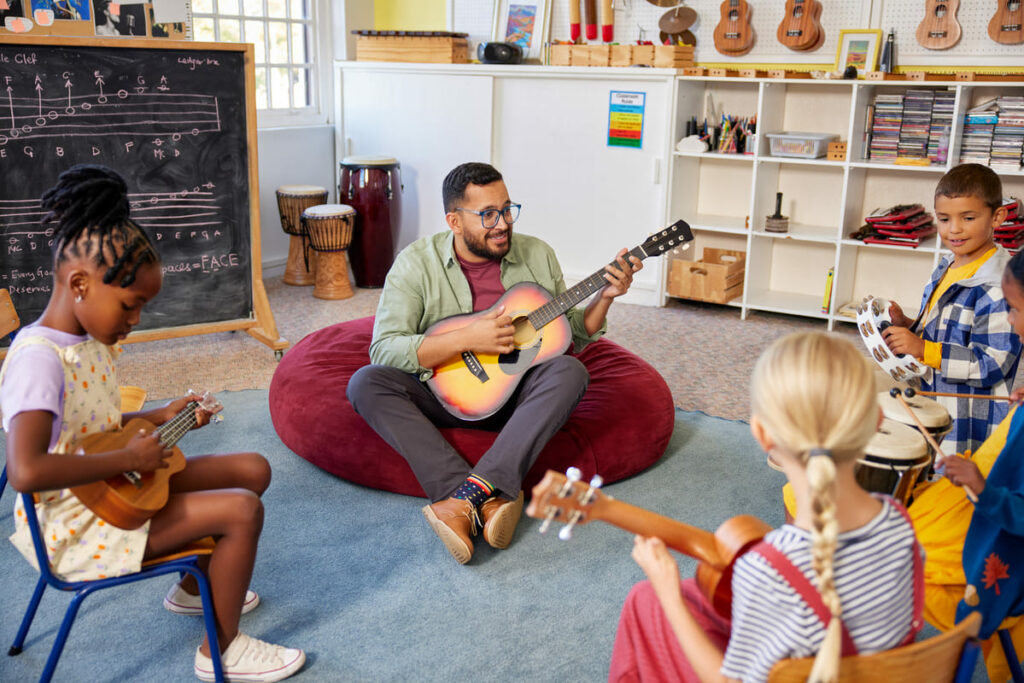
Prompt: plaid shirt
<box><xmin>913</xmin><ymin>247</ymin><xmax>1021</xmax><ymax>455</ymax></box>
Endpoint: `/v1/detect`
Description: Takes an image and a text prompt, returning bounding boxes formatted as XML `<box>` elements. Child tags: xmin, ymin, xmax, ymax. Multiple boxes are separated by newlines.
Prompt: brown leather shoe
<box><xmin>422</xmin><ymin>497</ymin><xmax>479</xmax><ymax>564</ymax></box>
<box><xmin>480</xmin><ymin>492</ymin><xmax>524</xmax><ymax>549</ymax></box>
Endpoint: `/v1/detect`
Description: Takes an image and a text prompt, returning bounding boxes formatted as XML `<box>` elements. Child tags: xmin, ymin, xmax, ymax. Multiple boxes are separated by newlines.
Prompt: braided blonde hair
<box><xmin>750</xmin><ymin>332</ymin><xmax>878</xmax><ymax>683</ymax></box>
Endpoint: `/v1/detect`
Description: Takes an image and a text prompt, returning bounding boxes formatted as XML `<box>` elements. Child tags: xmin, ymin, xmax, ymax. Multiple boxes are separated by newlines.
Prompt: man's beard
<box><xmin>464</xmin><ymin>228</ymin><xmax>512</xmax><ymax>260</ymax></box>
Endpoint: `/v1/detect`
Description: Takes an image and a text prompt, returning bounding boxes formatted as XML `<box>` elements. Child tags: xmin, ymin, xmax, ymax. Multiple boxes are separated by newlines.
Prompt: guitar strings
<box><xmin>156</xmin><ymin>401</ymin><xmax>200</xmax><ymax>446</ymax></box>
<box><xmin>531</xmin><ymin>246</ymin><xmax>647</xmax><ymax>328</ymax></box>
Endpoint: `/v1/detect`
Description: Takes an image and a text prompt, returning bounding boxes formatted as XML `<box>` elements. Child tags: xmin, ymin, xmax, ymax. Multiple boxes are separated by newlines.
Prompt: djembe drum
<box><xmin>339</xmin><ymin>156</ymin><xmax>402</xmax><ymax>288</ymax></box>
<box><xmin>276</xmin><ymin>184</ymin><xmax>327</xmax><ymax>286</ymax></box>
<box><xmin>302</xmin><ymin>204</ymin><xmax>355</xmax><ymax>300</ymax></box>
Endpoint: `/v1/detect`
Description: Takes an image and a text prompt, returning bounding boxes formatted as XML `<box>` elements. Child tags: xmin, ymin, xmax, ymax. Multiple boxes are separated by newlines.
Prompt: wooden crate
<box><xmin>550</xmin><ymin>44</ymin><xmax>572</xmax><ymax>66</ymax></box>
<box><xmin>667</xmin><ymin>248</ymin><xmax>745</xmax><ymax>303</ymax></box>
<box><xmin>570</xmin><ymin>45</ymin><xmax>590</xmax><ymax>66</ymax></box>
<box><xmin>653</xmin><ymin>45</ymin><xmax>694</xmax><ymax>69</ymax></box>
<box><xmin>632</xmin><ymin>45</ymin><xmax>655</xmax><ymax>66</ymax></box>
<box><xmin>588</xmin><ymin>45</ymin><xmax>611</xmax><ymax>67</ymax></box>
<box><xmin>355</xmin><ymin>35</ymin><xmax>469</xmax><ymax>64</ymax></box>
<box><xmin>610</xmin><ymin>44</ymin><xmax>632</xmax><ymax>67</ymax></box>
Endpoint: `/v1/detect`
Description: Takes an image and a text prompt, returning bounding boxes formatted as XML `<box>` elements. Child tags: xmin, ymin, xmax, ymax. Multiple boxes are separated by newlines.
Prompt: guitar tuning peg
<box><xmin>538</xmin><ymin>507</ymin><xmax>558</xmax><ymax>535</ymax></box>
<box><xmin>558</xmin><ymin>524</ymin><xmax>575</xmax><ymax>541</ymax></box>
<box><xmin>589</xmin><ymin>474</ymin><xmax>604</xmax><ymax>489</ymax></box>
<box><xmin>565</xmin><ymin>467</ymin><xmax>582</xmax><ymax>482</ymax></box>
<box><xmin>681</xmin><ymin>242</ymin><xmax>691</xmax><ymax>251</ymax></box>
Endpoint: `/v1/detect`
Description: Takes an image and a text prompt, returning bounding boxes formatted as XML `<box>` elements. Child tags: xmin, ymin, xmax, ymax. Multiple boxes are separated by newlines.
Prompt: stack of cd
<box><xmin>991</xmin><ymin>96</ymin><xmax>1024</xmax><ymax>172</ymax></box>
<box><xmin>898</xmin><ymin>89</ymin><xmax>934</xmax><ymax>159</ymax></box>
<box><xmin>960</xmin><ymin>99</ymin><xmax>998</xmax><ymax>166</ymax></box>
<box><xmin>869</xmin><ymin>93</ymin><xmax>904</xmax><ymax>162</ymax></box>
<box><xmin>928</xmin><ymin>90</ymin><xmax>956</xmax><ymax>164</ymax></box>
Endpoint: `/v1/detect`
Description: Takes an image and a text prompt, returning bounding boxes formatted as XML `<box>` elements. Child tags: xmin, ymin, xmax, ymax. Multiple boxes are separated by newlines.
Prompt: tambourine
<box><xmin>856</xmin><ymin>296</ymin><xmax>927</xmax><ymax>382</ymax></box>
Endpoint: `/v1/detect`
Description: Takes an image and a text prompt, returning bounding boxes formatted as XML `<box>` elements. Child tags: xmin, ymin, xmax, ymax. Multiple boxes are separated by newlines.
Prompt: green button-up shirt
<box><xmin>370</xmin><ymin>231</ymin><xmax>606</xmax><ymax>380</ymax></box>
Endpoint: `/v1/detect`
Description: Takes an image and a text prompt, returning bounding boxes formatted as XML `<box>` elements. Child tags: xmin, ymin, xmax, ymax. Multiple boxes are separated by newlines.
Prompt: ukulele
<box><xmin>69</xmin><ymin>391</ymin><xmax>222</xmax><ymax>530</ymax></box>
<box><xmin>776</xmin><ymin>0</ymin><xmax>824</xmax><ymax>52</ymax></box>
<box><xmin>989</xmin><ymin>0</ymin><xmax>1024</xmax><ymax>44</ymax></box>
<box><xmin>916</xmin><ymin>0</ymin><xmax>962</xmax><ymax>50</ymax></box>
<box><xmin>424</xmin><ymin>220</ymin><xmax>694</xmax><ymax>421</ymax></box>
<box><xmin>526</xmin><ymin>469</ymin><xmax>772</xmax><ymax>617</ymax></box>
<box><xmin>712</xmin><ymin>0</ymin><xmax>755</xmax><ymax>56</ymax></box>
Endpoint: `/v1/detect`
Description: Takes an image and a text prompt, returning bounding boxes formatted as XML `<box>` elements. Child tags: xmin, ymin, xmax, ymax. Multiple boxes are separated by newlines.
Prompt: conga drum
<box><xmin>877</xmin><ymin>390</ymin><xmax>953</xmax><ymax>459</ymax></box>
<box><xmin>339</xmin><ymin>155</ymin><xmax>402</xmax><ymax>288</ymax></box>
<box><xmin>276</xmin><ymin>185</ymin><xmax>327</xmax><ymax>286</ymax></box>
<box><xmin>856</xmin><ymin>418</ymin><xmax>931</xmax><ymax>505</ymax></box>
<box><xmin>302</xmin><ymin>204</ymin><xmax>355</xmax><ymax>300</ymax></box>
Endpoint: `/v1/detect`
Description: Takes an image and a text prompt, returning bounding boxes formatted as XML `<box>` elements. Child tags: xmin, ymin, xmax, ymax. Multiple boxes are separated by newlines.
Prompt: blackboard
<box><xmin>0</xmin><ymin>37</ymin><xmax>285</xmax><ymax>352</ymax></box>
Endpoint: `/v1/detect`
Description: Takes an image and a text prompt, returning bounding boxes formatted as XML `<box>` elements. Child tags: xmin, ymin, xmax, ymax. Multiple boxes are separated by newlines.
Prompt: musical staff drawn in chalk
<box><xmin>1</xmin><ymin>89</ymin><xmax>221</xmax><ymax>144</ymax></box>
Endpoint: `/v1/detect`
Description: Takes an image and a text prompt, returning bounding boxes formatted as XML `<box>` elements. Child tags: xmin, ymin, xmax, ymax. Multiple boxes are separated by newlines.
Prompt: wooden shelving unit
<box><xmin>665</xmin><ymin>76</ymin><xmax>1024</xmax><ymax>330</ymax></box>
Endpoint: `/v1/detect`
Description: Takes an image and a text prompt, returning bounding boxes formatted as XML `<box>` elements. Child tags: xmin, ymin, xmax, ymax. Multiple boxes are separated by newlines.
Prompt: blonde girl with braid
<box><xmin>1</xmin><ymin>165</ymin><xmax>305</xmax><ymax>682</ymax></box>
<box><xmin>609</xmin><ymin>332</ymin><xmax>923</xmax><ymax>683</ymax></box>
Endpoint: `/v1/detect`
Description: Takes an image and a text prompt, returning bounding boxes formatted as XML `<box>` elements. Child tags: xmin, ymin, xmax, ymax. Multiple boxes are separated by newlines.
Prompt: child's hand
<box><xmin>125</xmin><ymin>429</ymin><xmax>174</xmax><ymax>472</ymax></box>
<box><xmin>888</xmin><ymin>301</ymin><xmax>913</xmax><ymax>328</ymax></box>
<box><xmin>631</xmin><ymin>536</ymin><xmax>682</xmax><ymax>603</ymax></box>
<box><xmin>882</xmin><ymin>326</ymin><xmax>925</xmax><ymax>358</ymax></box>
<box><xmin>942</xmin><ymin>456</ymin><xmax>986</xmax><ymax>497</ymax></box>
<box><xmin>1011</xmin><ymin>387</ymin><xmax>1024</xmax><ymax>405</ymax></box>
<box><xmin>161</xmin><ymin>395</ymin><xmax>221</xmax><ymax>429</ymax></box>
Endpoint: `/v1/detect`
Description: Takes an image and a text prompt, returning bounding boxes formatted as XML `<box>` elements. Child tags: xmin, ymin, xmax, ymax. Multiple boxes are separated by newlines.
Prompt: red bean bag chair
<box><xmin>269</xmin><ymin>316</ymin><xmax>674</xmax><ymax>497</ymax></box>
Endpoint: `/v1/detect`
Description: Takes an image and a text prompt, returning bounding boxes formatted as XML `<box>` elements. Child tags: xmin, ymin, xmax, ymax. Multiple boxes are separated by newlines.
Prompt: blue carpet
<box><xmin>0</xmin><ymin>390</ymin><xmax>986</xmax><ymax>682</ymax></box>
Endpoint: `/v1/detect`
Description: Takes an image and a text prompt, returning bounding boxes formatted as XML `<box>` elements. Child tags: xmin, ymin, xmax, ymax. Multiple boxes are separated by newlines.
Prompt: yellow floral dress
<box><xmin>2</xmin><ymin>335</ymin><xmax>150</xmax><ymax>581</ymax></box>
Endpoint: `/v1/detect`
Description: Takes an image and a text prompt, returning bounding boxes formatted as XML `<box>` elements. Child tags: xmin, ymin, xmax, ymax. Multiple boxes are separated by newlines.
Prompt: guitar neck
<box><xmin>529</xmin><ymin>245</ymin><xmax>648</xmax><ymax>329</ymax></box>
<box><xmin>155</xmin><ymin>402</ymin><xmax>199</xmax><ymax>449</ymax></box>
<box><xmin>595</xmin><ymin>497</ymin><xmax>727</xmax><ymax>569</ymax></box>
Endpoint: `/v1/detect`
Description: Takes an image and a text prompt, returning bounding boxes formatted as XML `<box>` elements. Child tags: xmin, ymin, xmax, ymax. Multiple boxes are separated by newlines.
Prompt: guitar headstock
<box><xmin>187</xmin><ymin>389</ymin><xmax>224</xmax><ymax>420</ymax></box>
<box><xmin>641</xmin><ymin>219</ymin><xmax>694</xmax><ymax>258</ymax></box>
<box><xmin>526</xmin><ymin>468</ymin><xmax>611</xmax><ymax>539</ymax></box>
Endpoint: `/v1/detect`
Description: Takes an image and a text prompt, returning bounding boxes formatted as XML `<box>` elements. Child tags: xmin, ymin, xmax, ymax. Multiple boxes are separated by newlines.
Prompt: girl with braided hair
<box><xmin>609</xmin><ymin>332</ymin><xmax>923</xmax><ymax>683</ymax></box>
<box><xmin>1</xmin><ymin>165</ymin><xmax>305</xmax><ymax>682</ymax></box>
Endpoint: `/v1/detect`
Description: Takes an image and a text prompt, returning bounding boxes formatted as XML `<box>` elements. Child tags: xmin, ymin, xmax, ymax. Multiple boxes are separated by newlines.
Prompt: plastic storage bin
<box><xmin>765</xmin><ymin>132</ymin><xmax>838</xmax><ymax>159</ymax></box>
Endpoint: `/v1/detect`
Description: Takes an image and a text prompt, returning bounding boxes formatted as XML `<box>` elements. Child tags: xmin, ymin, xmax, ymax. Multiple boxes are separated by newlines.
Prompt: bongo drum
<box><xmin>339</xmin><ymin>155</ymin><xmax>402</xmax><ymax>288</ymax></box>
<box><xmin>276</xmin><ymin>185</ymin><xmax>327</xmax><ymax>286</ymax></box>
<box><xmin>302</xmin><ymin>204</ymin><xmax>355</xmax><ymax>300</ymax></box>
<box><xmin>856</xmin><ymin>418</ymin><xmax>931</xmax><ymax>505</ymax></box>
<box><xmin>877</xmin><ymin>390</ymin><xmax>953</xmax><ymax>459</ymax></box>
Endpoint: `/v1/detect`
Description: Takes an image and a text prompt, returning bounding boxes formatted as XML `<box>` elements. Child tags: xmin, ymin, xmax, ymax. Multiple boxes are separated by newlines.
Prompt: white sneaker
<box><xmin>165</xmin><ymin>583</ymin><xmax>260</xmax><ymax>616</ymax></box>
<box><xmin>194</xmin><ymin>632</ymin><xmax>305</xmax><ymax>682</ymax></box>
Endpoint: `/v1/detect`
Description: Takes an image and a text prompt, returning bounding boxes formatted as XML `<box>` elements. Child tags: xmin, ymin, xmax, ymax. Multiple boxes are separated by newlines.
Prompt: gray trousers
<box><xmin>347</xmin><ymin>355</ymin><xmax>589</xmax><ymax>502</ymax></box>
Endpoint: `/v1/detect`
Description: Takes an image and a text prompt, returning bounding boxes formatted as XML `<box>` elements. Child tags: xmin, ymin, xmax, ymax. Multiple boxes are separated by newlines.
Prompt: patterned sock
<box><xmin>451</xmin><ymin>474</ymin><xmax>494</xmax><ymax>508</ymax></box>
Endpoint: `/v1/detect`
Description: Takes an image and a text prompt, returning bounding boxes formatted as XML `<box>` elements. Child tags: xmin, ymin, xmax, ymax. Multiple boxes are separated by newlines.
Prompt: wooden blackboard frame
<box><xmin>0</xmin><ymin>36</ymin><xmax>287</xmax><ymax>357</ymax></box>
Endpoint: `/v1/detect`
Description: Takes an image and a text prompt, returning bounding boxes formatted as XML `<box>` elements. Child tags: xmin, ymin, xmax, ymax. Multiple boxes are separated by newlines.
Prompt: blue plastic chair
<box><xmin>7</xmin><ymin>492</ymin><xmax>224</xmax><ymax>682</ymax></box>
<box><xmin>998</xmin><ymin>629</ymin><xmax>1024</xmax><ymax>683</ymax></box>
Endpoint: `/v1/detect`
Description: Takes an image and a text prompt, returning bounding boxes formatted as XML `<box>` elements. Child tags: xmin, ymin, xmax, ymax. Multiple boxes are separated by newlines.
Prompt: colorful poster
<box><xmin>608</xmin><ymin>91</ymin><xmax>645</xmax><ymax>149</ymax></box>
<box><xmin>504</xmin><ymin>4</ymin><xmax>537</xmax><ymax>49</ymax></box>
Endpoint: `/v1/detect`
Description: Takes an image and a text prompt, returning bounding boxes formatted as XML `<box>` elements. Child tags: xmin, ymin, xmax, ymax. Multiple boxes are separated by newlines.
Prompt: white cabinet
<box><xmin>665</xmin><ymin>76</ymin><xmax>1024</xmax><ymax>329</ymax></box>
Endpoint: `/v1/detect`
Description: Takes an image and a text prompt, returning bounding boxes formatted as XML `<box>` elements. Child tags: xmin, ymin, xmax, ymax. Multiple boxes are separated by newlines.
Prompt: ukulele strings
<box><xmin>157</xmin><ymin>401</ymin><xmax>200</xmax><ymax>447</ymax></box>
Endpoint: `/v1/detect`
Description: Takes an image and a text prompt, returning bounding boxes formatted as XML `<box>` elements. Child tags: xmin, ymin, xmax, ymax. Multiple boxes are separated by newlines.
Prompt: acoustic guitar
<box><xmin>989</xmin><ymin>0</ymin><xmax>1024</xmax><ymax>45</ymax></box>
<box><xmin>712</xmin><ymin>0</ymin><xmax>755</xmax><ymax>56</ymax></box>
<box><xmin>776</xmin><ymin>0</ymin><xmax>824</xmax><ymax>52</ymax></box>
<box><xmin>526</xmin><ymin>469</ymin><xmax>772</xmax><ymax>617</ymax></box>
<box><xmin>425</xmin><ymin>220</ymin><xmax>694</xmax><ymax>421</ymax></box>
<box><xmin>69</xmin><ymin>392</ymin><xmax>222</xmax><ymax>530</ymax></box>
<box><xmin>916</xmin><ymin>0</ymin><xmax>962</xmax><ymax>50</ymax></box>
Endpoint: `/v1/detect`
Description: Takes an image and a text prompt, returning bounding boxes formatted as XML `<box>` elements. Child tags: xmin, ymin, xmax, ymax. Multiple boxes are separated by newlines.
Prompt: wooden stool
<box><xmin>276</xmin><ymin>184</ymin><xmax>327</xmax><ymax>286</ymax></box>
<box><xmin>303</xmin><ymin>204</ymin><xmax>355</xmax><ymax>300</ymax></box>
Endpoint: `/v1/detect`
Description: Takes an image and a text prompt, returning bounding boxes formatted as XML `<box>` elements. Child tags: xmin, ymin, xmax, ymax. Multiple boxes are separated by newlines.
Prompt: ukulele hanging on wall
<box><xmin>776</xmin><ymin>0</ymin><xmax>825</xmax><ymax>52</ymax></box>
<box><xmin>988</xmin><ymin>0</ymin><xmax>1024</xmax><ymax>45</ymax></box>
<box><xmin>916</xmin><ymin>0</ymin><xmax>962</xmax><ymax>50</ymax></box>
<box><xmin>713</xmin><ymin>0</ymin><xmax>755</xmax><ymax>56</ymax></box>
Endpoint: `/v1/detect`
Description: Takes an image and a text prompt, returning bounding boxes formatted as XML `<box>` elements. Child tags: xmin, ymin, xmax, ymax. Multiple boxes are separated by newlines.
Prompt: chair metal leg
<box><xmin>953</xmin><ymin>638</ymin><xmax>982</xmax><ymax>683</ymax></box>
<box><xmin>0</xmin><ymin>465</ymin><xmax>7</xmax><ymax>502</ymax></box>
<box><xmin>39</xmin><ymin>588</ymin><xmax>93</xmax><ymax>683</ymax></box>
<box><xmin>183</xmin><ymin>566</ymin><xmax>224</xmax><ymax>683</ymax></box>
<box><xmin>9</xmin><ymin>576</ymin><xmax>47</xmax><ymax>656</ymax></box>
<box><xmin>999</xmin><ymin>629</ymin><xmax>1024</xmax><ymax>683</ymax></box>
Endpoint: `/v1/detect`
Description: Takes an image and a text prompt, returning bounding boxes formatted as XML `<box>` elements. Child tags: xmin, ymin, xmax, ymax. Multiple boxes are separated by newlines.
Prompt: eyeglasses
<box><xmin>453</xmin><ymin>203</ymin><xmax>521</xmax><ymax>229</ymax></box>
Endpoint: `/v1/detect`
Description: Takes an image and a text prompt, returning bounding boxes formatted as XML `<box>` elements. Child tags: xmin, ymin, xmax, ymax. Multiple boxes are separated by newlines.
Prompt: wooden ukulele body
<box><xmin>69</xmin><ymin>417</ymin><xmax>186</xmax><ymax>530</ymax></box>
<box><xmin>989</xmin><ymin>0</ymin><xmax>1024</xmax><ymax>44</ymax></box>
<box><xmin>776</xmin><ymin>0</ymin><xmax>824</xmax><ymax>52</ymax></box>
<box><xmin>713</xmin><ymin>0</ymin><xmax>755</xmax><ymax>56</ymax></box>
<box><xmin>916</xmin><ymin>0</ymin><xmax>962</xmax><ymax>50</ymax></box>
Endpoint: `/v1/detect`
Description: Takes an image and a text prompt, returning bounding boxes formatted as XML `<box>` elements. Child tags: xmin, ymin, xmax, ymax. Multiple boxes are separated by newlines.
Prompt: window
<box><xmin>191</xmin><ymin>0</ymin><xmax>327</xmax><ymax>126</ymax></box>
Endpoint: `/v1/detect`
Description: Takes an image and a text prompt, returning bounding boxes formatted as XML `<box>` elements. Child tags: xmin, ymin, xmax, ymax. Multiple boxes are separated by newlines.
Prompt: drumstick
<box><xmin>584</xmin><ymin>0</ymin><xmax>597</xmax><ymax>40</ymax></box>
<box><xmin>600</xmin><ymin>0</ymin><xmax>613</xmax><ymax>42</ymax></box>
<box><xmin>890</xmin><ymin>388</ymin><xmax>978</xmax><ymax>503</ymax></box>
<box><xmin>906</xmin><ymin>387</ymin><xmax>1013</xmax><ymax>402</ymax></box>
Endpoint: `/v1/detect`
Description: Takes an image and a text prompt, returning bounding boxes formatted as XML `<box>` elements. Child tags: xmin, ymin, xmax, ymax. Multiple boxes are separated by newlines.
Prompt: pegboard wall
<box><xmin>448</xmin><ymin>1</ymin><xmax>1023</xmax><ymax>69</ymax></box>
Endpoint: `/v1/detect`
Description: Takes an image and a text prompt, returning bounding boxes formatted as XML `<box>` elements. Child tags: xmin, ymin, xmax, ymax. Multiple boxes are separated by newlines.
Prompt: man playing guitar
<box><xmin>346</xmin><ymin>162</ymin><xmax>641</xmax><ymax>564</ymax></box>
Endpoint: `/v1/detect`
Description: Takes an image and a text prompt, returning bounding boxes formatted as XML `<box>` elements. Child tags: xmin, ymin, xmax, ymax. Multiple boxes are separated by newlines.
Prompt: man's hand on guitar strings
<box><xmin>462</xmin><ymin>305</ymin><xmax>516</xmax><ymax>355</ymax></box>
<box><xmin>601</xmin><ymin>249</ymin><xmax>643</xmax><ymax>299</ymax></box>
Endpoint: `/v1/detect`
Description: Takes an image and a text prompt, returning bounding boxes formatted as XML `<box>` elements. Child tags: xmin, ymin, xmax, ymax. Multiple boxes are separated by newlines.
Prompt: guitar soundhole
<box><xmin>1010</xmin><ymin>1</ymin><xmax>1021</xmax><ymax>12</ymax></box>
<box><xmin>511</xmin><ymin>316</ymin><xmax>539</xmax><ymax>348</ymax></box>
<box><xmin>793</xmin><ymin>7</ymin><xmax>803</xmax><ymax>18</ymax></box>
<box><xmin>935</xmin><ymin>4</ymin><xmax>947</xmax><ymax>17</ymax></box>
<box><xmin>728</xmin><ymin>9</ymin><xmax>738</xmax><ymax>21</ymax></box>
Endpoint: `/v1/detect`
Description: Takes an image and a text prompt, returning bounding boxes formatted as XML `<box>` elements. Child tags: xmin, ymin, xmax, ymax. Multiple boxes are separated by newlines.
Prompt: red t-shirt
<box><xmin>457</xmin><ymin>253</ymin><xmax>505</xmax><ymax>311</ymax></box>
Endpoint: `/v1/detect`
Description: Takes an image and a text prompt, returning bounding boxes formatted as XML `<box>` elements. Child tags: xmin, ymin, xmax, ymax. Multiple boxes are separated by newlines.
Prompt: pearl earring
<box><xmin>75</xmin><ymin>294</ymin><xmax>83</xmax><ymax>303</ymax></box>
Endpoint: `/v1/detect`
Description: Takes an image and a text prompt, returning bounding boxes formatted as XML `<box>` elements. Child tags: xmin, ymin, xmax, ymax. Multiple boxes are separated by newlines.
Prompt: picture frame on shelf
<box><xmin>492</xmin><ymin>0</ymin><xmax>550</xmax><ymax>62</ymax></box>
<box><xmin>834</xmin><ymin>29</ymin><xmax>882</xmax><ymax>76</ymax></box>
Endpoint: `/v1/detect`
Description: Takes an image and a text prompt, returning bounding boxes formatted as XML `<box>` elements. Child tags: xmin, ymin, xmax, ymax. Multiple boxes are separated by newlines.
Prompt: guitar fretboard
<box><xmin>527</xmin><ymin>245</ymin><xmax>647</xmax><ymax>329</ymax></box>
<box><xmin>156</xmin><ymin>401</ymin><xmax>199</xmax><ymax>448</ymax></box>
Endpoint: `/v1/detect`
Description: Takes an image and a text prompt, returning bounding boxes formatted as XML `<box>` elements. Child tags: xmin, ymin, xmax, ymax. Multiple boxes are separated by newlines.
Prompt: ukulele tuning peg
<box><xmin>589</xmin><ymin>474</ymin><xmax>604</xmax><ymax>489</ymax></box>
<box><xmin>558</xmin><ymin>524</ymin><xmax>575</xmax><ymax>541</ymax></box>
<box><xmin>565</xmin><ymin>467</ymin><xmax>582</xmax><ymax>483</ymax></box>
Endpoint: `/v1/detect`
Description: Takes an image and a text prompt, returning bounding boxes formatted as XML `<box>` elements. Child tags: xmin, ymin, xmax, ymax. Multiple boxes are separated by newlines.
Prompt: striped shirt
<box><xmin>720</xmin><ymin>498</ymin><xmax>920</xmax><ymax>682</ymax></box>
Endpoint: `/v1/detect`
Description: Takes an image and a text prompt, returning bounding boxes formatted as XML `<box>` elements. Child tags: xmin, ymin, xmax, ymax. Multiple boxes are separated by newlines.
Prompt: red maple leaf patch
<box><xmin>983</xmin><ymin>553</ymin><xmax>1010</xmax><ymax>596</ymax></box>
